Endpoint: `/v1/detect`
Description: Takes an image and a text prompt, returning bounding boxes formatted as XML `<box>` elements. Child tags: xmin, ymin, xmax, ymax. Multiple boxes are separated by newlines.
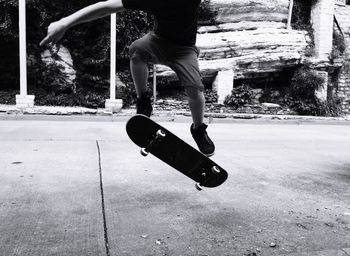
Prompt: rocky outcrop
<box><xmin>41</xmin><ymin>45</ymin><xmax>76</xmax><ymax>84</ymax></box>
<box><xmin>198</xmin><ymin>28</ymin><xmax>309</xmax><ymax>78</ymax></box>
<box><xmin>209</xmin><ymin>0</ymin><xmax>290</xmax><ymax>24</ymax></box>
<box><xmin>157</xmin><ymin>27</ymin><xmax>309</xmax><ymax>79</ymax></box>
<box><xmin>157</xmin><ymin>0</ymin><xmax>309</xmax><ymax>80</ymax></box>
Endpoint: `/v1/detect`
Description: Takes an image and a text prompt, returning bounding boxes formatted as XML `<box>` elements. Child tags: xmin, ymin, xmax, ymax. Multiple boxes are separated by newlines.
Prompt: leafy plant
<box><xmin>204</xmin><ymin>89</ymin><xmax>218</xmax><ymax>103</ymax></box>
<box><xmin>32</xmin><ymin>87</ymin><xmax>108</xmax><ymax>108</ymax></box>
<box><xmin>291</xmin><ymin>0</ymin><xmax>312</xmax><ymax>31</ymax></box>
<box><xmin>198</xmin><ymin>0</ymin><xmax>217</xmax><ymax>25</ymax></box>
<box><xmin>291</xmin><ymin>0</ymin><xmax>315</xmax><ymax>57</ymax></box>
<box><xmin>331</xmin><ymin>30</ymin><xmax>346</xmax><ymax>59</ymax></box>
<box><xmin>289</xmin><ymin>67</ymin><xmax>324</xmax><ymax>99</ymax></box>
<box><xmin>0</xmin><ymin>0</ymin><xmax>20</xmax><ymax>89</ymax></box>
<box><xmin>319</xmin><ymin>96</ymin><xmax>343</xmax><ymax>117</ymax></box>
<box><xmin>285</xmin><ymin>96</ymin><xmax>342</xmax><ymax>117</ymax></box>
<box><xmin>284</xmin><ymin>66</ymin><xmax>342</xmax><ymax>116</ymax></box>
<box><xmin>224</xmin><ymin>85</ymin><xmax>254</xmax><ymax>109</ymax></box>
<box><xmin>0</xmin><ymin>90</ymin><xmax>18</xmax><ymax>105</ymax></box>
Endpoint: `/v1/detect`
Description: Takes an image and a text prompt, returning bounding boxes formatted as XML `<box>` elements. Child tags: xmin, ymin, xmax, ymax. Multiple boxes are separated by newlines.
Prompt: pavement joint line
<box><xmin>96</xmin><ymin>140</ymin><xmax>111</xmax><ymax>256</ymax></box>
<box><xmin>342</xmin><ymin>248</ymin><xmax>350</xmax><ymax>256</ymax></box>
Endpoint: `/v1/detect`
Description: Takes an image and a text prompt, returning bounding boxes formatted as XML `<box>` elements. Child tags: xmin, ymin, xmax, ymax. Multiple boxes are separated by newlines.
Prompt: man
<box><xmin>40</xmin><ymin>0</ymin><xmax>215</xmax><ymax>156</ymax></box>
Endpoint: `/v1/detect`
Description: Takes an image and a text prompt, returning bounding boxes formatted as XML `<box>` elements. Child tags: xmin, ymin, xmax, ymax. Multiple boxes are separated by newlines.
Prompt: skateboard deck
<box><xmin>126</xmin><ymin>115</ymin><xmax>228</xmax><ymax>190</ymax></box>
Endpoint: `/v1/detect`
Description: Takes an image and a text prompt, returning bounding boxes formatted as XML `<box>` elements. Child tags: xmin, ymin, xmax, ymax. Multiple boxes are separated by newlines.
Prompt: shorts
<box><xmin>129</xmin><ymin>32</ymin><xmax>204</xmax><ymax>91</ymax></box>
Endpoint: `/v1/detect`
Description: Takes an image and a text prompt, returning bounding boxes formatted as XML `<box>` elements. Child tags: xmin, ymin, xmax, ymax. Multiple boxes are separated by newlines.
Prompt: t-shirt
<box><xmin>121</xmin><ymin>0</ymin><xmax>201</xmax><ymax>46</ymax></box>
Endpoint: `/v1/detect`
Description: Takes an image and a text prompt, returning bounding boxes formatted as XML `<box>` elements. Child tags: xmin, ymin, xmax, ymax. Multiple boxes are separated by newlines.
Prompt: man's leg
<box><xmin>185</xmin><ymin>87</ymin><xmax>205</xmax><ymax>129</ymax></box>
<box><xmin>184</xmin><ymin>86</ymin><xmax>214</xmax><ymax>157</ymax></box>
<box><xmin>167</xmin><ymin>47</ymin><xmax>215</xmax><ymax>156</ymax></box>
<box><xmin>129</xmin><ymin>32</ymin><xmax>167</xmax><ymax>98</ymax></box>
<box><xmin>129</xmin><ymin>50</ymin><xmax>153</xmax><ymax>117</ymax></box>
<box><xmin>130</xmin><ymin>50</ymin><xmax>149</xmax><ymax>97</ymax></box>
<box><xmin>129</xmin><ymin>33</ymin><xmax>162</xmax><ymax>117</ymax></box>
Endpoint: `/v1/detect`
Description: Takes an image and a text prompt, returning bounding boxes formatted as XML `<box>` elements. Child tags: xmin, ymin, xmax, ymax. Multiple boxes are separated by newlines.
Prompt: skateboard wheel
<box><xmin>156</xmin><ymin>129</ymin><xmax>166</xmax><ymax>139</ymax></box>
<box><xmin>195</xmin><ymin>183</ymin><xmax>203</xmax><ymax>191</ymax></box>
<box><xmin>140</xmin><ymin>148</ymin><xmax>149</xmax><ymax>157</ymax></box>
<box><xmin>211</xmin><ymin>166</ymin><xmax>220</xmax><ymax>174</ymax></box>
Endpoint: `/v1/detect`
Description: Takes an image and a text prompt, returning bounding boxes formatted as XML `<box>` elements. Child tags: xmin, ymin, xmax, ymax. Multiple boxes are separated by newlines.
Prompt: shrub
<box><xmin>286</xmin><ymin>96</ymin><xmax>343</xmax><ymax>117</ymax></box>
<box><xmin>285</xmin><ymin>97</ymin><xmax>319</xmax><ymax>116</ymax></box>
<box><xmin>331</xmin><ymin>30</ymin><xmax>346</xmax><ymax>59</ymax></box>
<box><xmin>285</xmin><ymin>66</ymin><xmax>342</xmax><ymax>117</ymax></box>
<box><xmin>0</xmin><ymin>90</ymin><xmax>18</xmax><ymax>105</ymax></box>
<box><xmin>32</xmin><ymin>87</ymin><xmax>108</xmax><ymax>108</ymax></box>
<box><xmin>318</xmin><ymin>96</ymin><xmax>343</xmax><ymax>117</ymax></box>
<box><xmin>291</xmin><ymin>0</ymin><xmax>315</xmax><ymax>57</ymax></box>
<box><xmin>289</xmin><ymin>67</ymin><xmax>324</xmax><ymax>99</ymax></box>
<box><xmin>224</xmin><ymin>85</ymin><xmax>254</xmax><ymax>109</ymax></box>
<box><xmin>291</xmin><ymin>0</ymin><xmax>311</xmax><ymax>30</ymax></box>
<box><xmin>204</xmin><ymin>89</ymin><xmax>218</xmax><ymax>103</ymax></box>
<box><xmin>198</xmin><ymin>0</ymin><xmax>217</xmax><ymax>25</ymax></box>
<box><xmin>285</xmin><ymin>66</ymin><xmax>323</xmax><ymax>115</ymax></box>
<box><xmin>0</xmin><ymin>0</ymin><xmax>20</xmax><ymax>89</ymax></box>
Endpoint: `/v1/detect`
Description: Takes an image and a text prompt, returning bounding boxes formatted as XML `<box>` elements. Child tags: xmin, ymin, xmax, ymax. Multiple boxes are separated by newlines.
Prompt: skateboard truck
<box><xmin>141</xmin><ymin>129</ymin><xmax>166</xmax><ymax>156</ymax></box>
<box><xmin>195</xmin><ymin>166</ymin><xmax>221</xmax><ymax>191</ymax></box>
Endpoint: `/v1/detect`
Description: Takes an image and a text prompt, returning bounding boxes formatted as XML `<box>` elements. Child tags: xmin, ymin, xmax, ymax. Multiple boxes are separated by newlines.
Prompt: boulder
<box><xmin>41</xmin><ymin>45</ymin><xmax>76</xmax><ymax>84</ymax></box>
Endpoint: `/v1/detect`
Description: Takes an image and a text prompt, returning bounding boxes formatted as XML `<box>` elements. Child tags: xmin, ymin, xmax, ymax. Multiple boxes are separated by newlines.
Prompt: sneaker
<box><xmin>136</xmin><ymin>94</ymin><xmax>153</xmax><ymax>117</ymax></box>
<box><xmin>190</xmin><ymin>123</ymin><xmax>215</xmax><ymax>157</ymax></box>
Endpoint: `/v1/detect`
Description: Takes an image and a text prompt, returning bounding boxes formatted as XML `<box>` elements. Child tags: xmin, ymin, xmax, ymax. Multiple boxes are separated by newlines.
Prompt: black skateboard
<box><xmin>126</xmin><ymin>115</ymin><xmax>228</xmax><ymax>190</ymax></box>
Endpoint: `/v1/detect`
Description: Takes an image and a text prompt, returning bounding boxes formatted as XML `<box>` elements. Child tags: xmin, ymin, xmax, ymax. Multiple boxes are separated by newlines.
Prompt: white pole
<box><xmin>19</xmin><ymin>0</ymin><xmax>27</xmax><ymax>96</ymax></box>
<box><xmin>153</xmin><ymin>64</ymin><xmax>157</xmax><ymax>105</ymax></box>
<box><xmin>105</xmin><ymin>13</ymin><xmax>122</xmax><ymax>112</ymax></box>
<box><xmin>110</xmin><ymin>14</ymin><xmax>117</xmax><ymax>100</ymax></box>
<box><xmin>287</xmin><ymin>0</ymin><xmax>294</xmax><ymax>30</ymax></box>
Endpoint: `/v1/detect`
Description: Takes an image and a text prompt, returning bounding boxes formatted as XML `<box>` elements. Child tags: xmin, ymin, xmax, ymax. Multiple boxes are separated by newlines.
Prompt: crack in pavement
<box><xmin>342</xmin><ymin>248</ymin><xmax>350</xmax><ymax>256</ymax></box>
<box><xmin>96</xmin><ymin>140</ymin><xmax>110</xmax><ymax>256</ymax></box>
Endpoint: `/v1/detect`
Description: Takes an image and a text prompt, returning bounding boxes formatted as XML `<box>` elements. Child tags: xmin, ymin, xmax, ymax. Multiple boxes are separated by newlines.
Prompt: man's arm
<box><xmin>40</xmin><ymin>0</ymin><xmax>125</xmax><ymax>46</ymax></box>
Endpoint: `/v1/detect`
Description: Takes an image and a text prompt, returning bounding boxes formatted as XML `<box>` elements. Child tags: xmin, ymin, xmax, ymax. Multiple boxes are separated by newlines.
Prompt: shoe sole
<box><xmin>203</xmin><ymin>151</ymin><xmax>215</xmax><ymax>157</ymax></box>
<box><xmin>136</xmin><ymin>111</ymin><xmax>153</xmax><ymax>118</ymax></box>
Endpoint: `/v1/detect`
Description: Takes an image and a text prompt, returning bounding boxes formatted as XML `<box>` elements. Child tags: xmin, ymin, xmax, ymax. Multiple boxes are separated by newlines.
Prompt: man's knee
<box><xmin>130</xmin><ymin>49</ymin><xmax>149</xmax><ymax>64</ymax></box>
<box><xmin>185</xmin><ymin>86</ymin><xmax>204</xmax><ymax>99</ymax></box>
<box><xmin>129</xmin><ymin>41</ymin><xmax>149</xmax><ymax>63</ymax></box>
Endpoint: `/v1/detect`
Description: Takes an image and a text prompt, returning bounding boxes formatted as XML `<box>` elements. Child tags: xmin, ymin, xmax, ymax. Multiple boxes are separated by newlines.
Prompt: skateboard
<box><xmin>126</xmin><ymin>115</ymin><xmax>228</xmax><ymax>190</ymax></box>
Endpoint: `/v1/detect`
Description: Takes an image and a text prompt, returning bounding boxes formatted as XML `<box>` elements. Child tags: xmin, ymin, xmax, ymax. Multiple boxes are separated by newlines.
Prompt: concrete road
<box><xmin>0</xmin><ymin>117</ymin><xmax>349</xmax><ymax>256</ymax></box>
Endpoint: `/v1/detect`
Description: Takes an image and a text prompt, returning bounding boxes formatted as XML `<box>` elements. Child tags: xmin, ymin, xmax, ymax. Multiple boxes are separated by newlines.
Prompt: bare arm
<box><xmin>40</xmin><ymin>0</ymin><xmax>125</xmax><ymax>46</ymax></box>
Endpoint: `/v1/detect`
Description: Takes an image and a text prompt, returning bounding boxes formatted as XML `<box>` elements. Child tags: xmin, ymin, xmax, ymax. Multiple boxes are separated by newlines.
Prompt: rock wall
<box><xmin>209</xmin><ymin>0</ymin><xmax>290</xmax><ymax>24</ymax></box>
<box><xmin>196</xmin><ymin>29</ymin><xmax>308</xmax><ymax>78</ymax></box>
<box><xmin>335</xmin><ymin>3</ymin><xmax>350</xmax><ymax>114</ymax></box>
<box><xmin>157</xmin><ymin>0</ymin><xmax>309</xmax><ymax>80</ymax></box>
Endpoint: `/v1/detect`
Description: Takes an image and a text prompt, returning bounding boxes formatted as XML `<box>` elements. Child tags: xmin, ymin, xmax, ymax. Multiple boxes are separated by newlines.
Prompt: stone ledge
<box><xmin>0</xmin><ymin>105</ymin><xmax>112</xmax><ymax>116</ymax></box>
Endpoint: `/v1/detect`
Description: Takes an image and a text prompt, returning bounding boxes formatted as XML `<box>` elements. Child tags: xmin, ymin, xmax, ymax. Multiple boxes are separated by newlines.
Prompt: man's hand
<box><xmin>40</xmin><ymin>20</ymin><xmax>68</xmax><ymax>47</ymax></box>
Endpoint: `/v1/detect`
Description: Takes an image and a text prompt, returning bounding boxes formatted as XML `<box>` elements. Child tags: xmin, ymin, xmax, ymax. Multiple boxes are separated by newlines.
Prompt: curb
<box><xmin>1</xmin><ymin>105</ymin><xmax>350</xmax><ymax>123</ymax></box>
